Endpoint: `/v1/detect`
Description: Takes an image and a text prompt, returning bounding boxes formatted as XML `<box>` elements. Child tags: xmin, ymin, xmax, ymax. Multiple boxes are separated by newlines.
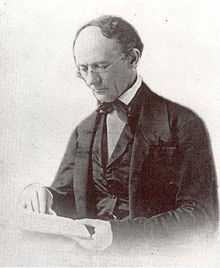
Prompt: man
<box><xmin>20</xmin><ymin>15</ymin><xmax>218</xmax><ymax>252</ymax></box>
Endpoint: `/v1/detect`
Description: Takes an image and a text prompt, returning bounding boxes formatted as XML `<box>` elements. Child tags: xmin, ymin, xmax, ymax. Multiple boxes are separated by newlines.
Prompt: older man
<box><xmin>20</xmin><ymin>15</ymin><xmax>218</xmax><ymax>251</ymax></box>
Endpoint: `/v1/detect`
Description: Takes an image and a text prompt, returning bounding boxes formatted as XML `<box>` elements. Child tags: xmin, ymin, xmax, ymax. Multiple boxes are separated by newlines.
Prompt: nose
<box><xmin>85</xmin><ymin>69</ymin><xmax>102</xmax><ymax>88</ymax></box>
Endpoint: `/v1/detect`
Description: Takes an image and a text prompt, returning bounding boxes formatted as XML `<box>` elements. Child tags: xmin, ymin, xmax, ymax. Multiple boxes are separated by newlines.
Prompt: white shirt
<box><xmin>107</xmin><ymin>74</ymin><xmax>143</xmax><ymax>158</ymax></box>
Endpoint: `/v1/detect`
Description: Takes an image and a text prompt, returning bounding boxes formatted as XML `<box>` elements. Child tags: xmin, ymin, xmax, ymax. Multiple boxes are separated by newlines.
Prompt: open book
<box><xmin>15</xmin><ymin>212</ymin><xmax>91</xmax><ymax>240</ymax></box>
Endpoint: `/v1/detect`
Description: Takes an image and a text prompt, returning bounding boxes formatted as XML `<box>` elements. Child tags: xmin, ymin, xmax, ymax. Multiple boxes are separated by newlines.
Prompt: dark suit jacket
<box><xmin>50</xmin><ymin>82</ymin><xmax>218</xmax><ymax>247</ymax></box>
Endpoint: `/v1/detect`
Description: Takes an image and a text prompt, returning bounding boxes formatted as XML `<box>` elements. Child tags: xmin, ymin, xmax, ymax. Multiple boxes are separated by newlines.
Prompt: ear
<box><xmin>128</xmin><ymin>48</ymin><xmax>141</xmax><ymax>69</ymax></box>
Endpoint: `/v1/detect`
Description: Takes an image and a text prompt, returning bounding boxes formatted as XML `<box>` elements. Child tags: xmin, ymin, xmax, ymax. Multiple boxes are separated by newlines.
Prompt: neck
<box><xmin>128</xmin><ymin>71</ymin><xmax>138</xmax><ymax>89</ymax></box>
<box><xmin>117</xmin><ymin>73</ymin><xmax>137</xmax><ymax>100</ymax></box>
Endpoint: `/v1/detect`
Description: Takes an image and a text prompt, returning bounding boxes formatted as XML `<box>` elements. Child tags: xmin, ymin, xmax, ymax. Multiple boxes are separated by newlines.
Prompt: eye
<box><xmin>78</xmin><ymin>65</ymin><xmax>88</xmax><ymax>73</ymax></box>
<box><xmin>99</xmin><ymin>63</ymin><xmax>109</xmax><ymax>68</ymax></box>
<box><xmin>95</xmin><ymin>63</ymin><xmax>110</xmax><ymax>71</ymax></box>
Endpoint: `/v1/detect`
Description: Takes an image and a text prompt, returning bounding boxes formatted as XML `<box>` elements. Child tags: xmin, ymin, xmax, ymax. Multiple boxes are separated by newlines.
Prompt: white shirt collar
<box><xmin>119</xmin><ymin>74</ymin><xmax>142</xmax><ymax>105</ymax></box>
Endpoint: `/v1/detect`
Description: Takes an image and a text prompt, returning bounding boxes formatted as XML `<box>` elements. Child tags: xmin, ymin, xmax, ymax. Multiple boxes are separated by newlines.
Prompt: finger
<box><xmin>17</xmin><ymin>190</ymin><xmax>31</xmax><ymax>210</ymax></box>
<box><xmin>37</xmin><ymin>189</ymin><xmax>47</xmax><ymax>214</ymax></box>
<box><xmin>26</xmin><ymin>201</ymin><xmax>34</xmax><ymax>212</ymax></box>
<box><xmin>45</xmin><ymin>190</ymin><xmax>53</xmax><ymax>214</ymax></box>
<box><xmin>48</xmin><ymin>208</ymin><xmax>56</xmax><ymax>215</ymax></box>
<box><xmin>31</xmin><ymin>191</ymin><xmax>40</xmax><ymax>213</ymax></box>
<box><xmin>31</xmin><ymin>199</ymin><xmax>37</xmax><ymax>213</ymax></box>
<box><xmin>36</xmin><ymin>191</ymin><xmax>41</xmax><ymax>213</ymax></box>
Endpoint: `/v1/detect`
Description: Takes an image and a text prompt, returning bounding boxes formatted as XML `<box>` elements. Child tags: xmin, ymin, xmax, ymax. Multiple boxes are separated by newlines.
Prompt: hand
<box><xmin>18</xmin><ymin>183</ymin><xmax>56</xmax><ymax>215</ymax></box>
<box><xmin>74</xmin><ymin>218</ymin><xmax>113</xmax><ymax>251</ymax></box>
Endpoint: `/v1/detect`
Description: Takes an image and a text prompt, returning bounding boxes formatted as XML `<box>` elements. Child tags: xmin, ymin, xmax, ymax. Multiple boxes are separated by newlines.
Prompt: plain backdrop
<box><xmin>0</xmin><ymin>0</ymin><xmax>220</xmax><ymax>223</ymax></box>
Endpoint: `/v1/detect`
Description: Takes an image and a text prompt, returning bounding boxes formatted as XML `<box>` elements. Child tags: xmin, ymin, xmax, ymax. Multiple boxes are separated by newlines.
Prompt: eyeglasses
<box><xmin>76</xmin><ymin>56</ymin><xmax>124</xmax><ymax>78</ymax></box>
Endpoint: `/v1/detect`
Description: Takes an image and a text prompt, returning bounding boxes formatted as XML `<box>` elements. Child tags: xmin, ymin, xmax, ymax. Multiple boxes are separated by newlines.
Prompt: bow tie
<box><xmin>97</xmin><ymin>100</ymin><xmax>128</xmax><ymax>114</ymax></box>
<box><xmin>97</xmin><ymin>100</ymin><xmax>129</xmax><ymax>122</ymax></box>
<box><xmin>97</xmin><ymin>99</ymin><xmax>129</xmax><ymax>122</ymax></box>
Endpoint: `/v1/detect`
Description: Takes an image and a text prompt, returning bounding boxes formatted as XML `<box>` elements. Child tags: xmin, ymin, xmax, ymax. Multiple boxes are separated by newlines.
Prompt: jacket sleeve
<box><xmin>47</xmin><ymin>128</ymin><xmax>78</xmax><ymax>218</ymax></box>
<box><xmin>111</xmin><ymin>116</ymin><xmax>219</xmax><ymax>246</ymax></box>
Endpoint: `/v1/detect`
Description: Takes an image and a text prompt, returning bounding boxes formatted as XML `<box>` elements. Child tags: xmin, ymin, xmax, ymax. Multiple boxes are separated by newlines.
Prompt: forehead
<box><xmin>74</xmin><ymin>26</ymin><xmax>122</xmax><ymax>64</ymax></box>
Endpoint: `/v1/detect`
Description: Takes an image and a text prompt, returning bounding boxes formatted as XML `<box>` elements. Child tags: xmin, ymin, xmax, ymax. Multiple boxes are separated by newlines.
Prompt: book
<box><xmin>15</xmin><ymin>211</ymin><xmax>91</xmax><ymax>240</ymax></box>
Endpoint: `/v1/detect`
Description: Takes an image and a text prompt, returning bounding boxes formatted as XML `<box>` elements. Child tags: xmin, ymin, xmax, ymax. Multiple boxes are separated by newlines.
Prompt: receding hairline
<box><xmin>72</xmin><ymin>15</ymin><xmax>144</xmax><ymax>59</ymax></box>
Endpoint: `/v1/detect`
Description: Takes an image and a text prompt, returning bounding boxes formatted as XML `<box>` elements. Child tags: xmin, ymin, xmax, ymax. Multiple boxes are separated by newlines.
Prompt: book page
<box><xmin>15</xmin><ymin>212</ymin><xmax>91</xmax><ymax>240</ymax></box>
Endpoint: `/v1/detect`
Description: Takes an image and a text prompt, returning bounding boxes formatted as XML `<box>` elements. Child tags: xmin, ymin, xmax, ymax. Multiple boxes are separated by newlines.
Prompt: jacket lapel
<box><xmin>128</xmin><ymin>83</ymin><xmax>171</xmax><ymax>218</ymax></box>
<box><xmin>107</xmin><ymin>84</ymin><xmax>147</xmax><ymax>167</ymax></box>
<box><xmin>73</xmin><ymin>112</ymin><xmax>98</xmax><ymax>218</ymax></box>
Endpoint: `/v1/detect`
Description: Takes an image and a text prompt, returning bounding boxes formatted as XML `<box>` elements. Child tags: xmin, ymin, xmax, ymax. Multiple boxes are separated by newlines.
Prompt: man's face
<box><xmin>74</xmin><ymin>26</ymin><xmax>135</xmax><ymax>103</ymax></box>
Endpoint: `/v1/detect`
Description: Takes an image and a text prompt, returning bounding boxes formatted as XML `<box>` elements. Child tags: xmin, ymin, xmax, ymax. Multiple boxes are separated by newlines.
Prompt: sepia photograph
<box><xmin>0</xmin><ymin>0</ymin><xmax>220</xmax><ymax>267</ymax></box>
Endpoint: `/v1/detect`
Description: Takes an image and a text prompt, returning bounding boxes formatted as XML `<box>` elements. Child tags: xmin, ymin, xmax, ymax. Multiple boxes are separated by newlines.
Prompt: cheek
<box><xmin>103</xmin><ymin>73</ymin><xmax>114</xmax><ymax>85</ymax></box>
<box><xmin>102</xmin><ymin>67</ymin><xmax>130</xmax><ymax>97</ymax></box>
<box><xmin>105</xmin><ymin>71</ymin><xmax>122</xmax><ymax>87</ymax></box>
<box><xmin>102</xmin><ymin>75</ymin><xmax>116</xmax><ymax>93</ymax></box>
<box><xmin>112</xmin><ymin>67</ymin><xmax>130</xmax><ymax>87</ymax></box>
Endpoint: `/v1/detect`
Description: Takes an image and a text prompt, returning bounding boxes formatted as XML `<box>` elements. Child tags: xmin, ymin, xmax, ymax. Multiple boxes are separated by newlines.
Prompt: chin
<box><xmin>95</xmin><ymin>95</ymin><xmax>114</xmax><ymax>103</ymax></box>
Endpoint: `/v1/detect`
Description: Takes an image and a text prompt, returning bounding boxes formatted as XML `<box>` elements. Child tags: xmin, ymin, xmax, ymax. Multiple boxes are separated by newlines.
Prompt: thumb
<box><xmin>48</xmin><ymin>208</ymin><xmax>56</xmax><ymax>215</ymax></box>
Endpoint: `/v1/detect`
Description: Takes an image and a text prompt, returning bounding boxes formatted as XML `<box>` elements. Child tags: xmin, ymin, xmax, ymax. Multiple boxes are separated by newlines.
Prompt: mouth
<box><xmin>94</xmin><ymin>88</ymin><xmax>107</xmax><ymax>94</ymax></box>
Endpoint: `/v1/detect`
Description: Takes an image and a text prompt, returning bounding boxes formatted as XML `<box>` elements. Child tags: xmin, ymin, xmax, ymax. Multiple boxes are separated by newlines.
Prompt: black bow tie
<box><xmin>96</xmin><ymin>100</ymin><xmax>129</xmax><ymax>123</ymax></box>
<box><xmin>97</xmin><ymin>99</ymin><xmax>128</xmax><ymax>114</ymax></box>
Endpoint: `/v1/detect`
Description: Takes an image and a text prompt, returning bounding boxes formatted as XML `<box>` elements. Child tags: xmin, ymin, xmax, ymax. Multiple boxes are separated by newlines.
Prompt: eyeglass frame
<box><xmin>76</xmin><ymin>55</ymin><xmax>126</xmax><ymax>79</ymax></box>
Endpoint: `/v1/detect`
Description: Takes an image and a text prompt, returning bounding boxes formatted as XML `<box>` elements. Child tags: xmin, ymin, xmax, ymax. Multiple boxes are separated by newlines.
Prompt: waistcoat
<box><xmin>92</xmin><ymin>113</ymin><xmax>134</xmax><ymax>220</ymax></box>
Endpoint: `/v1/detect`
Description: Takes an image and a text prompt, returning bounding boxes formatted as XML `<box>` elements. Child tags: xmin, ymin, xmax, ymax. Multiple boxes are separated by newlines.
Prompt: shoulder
<box><xmin>74</xmin><ymin>110</ymin><xmax>97</xmax><ymax>134</ymax></box>
<box><xmin>142</xmin><ymin>82</ymin><xmax>205</xmax><ymax>130</ymax></box>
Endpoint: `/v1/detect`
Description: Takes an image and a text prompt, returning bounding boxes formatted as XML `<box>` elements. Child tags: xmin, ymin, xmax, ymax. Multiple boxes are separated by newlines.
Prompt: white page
<box><xmin>15</xmin><ymin>212</ymin><xmax>91</xmax><ymax>240</ymax></box>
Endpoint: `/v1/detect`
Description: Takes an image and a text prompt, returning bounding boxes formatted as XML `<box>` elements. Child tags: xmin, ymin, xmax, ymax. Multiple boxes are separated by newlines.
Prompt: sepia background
<box><xmin>0</xmin><ymin>0</ymin><xmax>220</xmax><ymax>230</ymax></box>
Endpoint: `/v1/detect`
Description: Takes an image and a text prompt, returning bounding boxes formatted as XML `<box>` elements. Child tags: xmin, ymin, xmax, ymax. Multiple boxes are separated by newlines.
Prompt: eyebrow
<box><xmin>78</xmin><ymin>60</ymin><xmax>110</xmax><ymax>66</ymax></box>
